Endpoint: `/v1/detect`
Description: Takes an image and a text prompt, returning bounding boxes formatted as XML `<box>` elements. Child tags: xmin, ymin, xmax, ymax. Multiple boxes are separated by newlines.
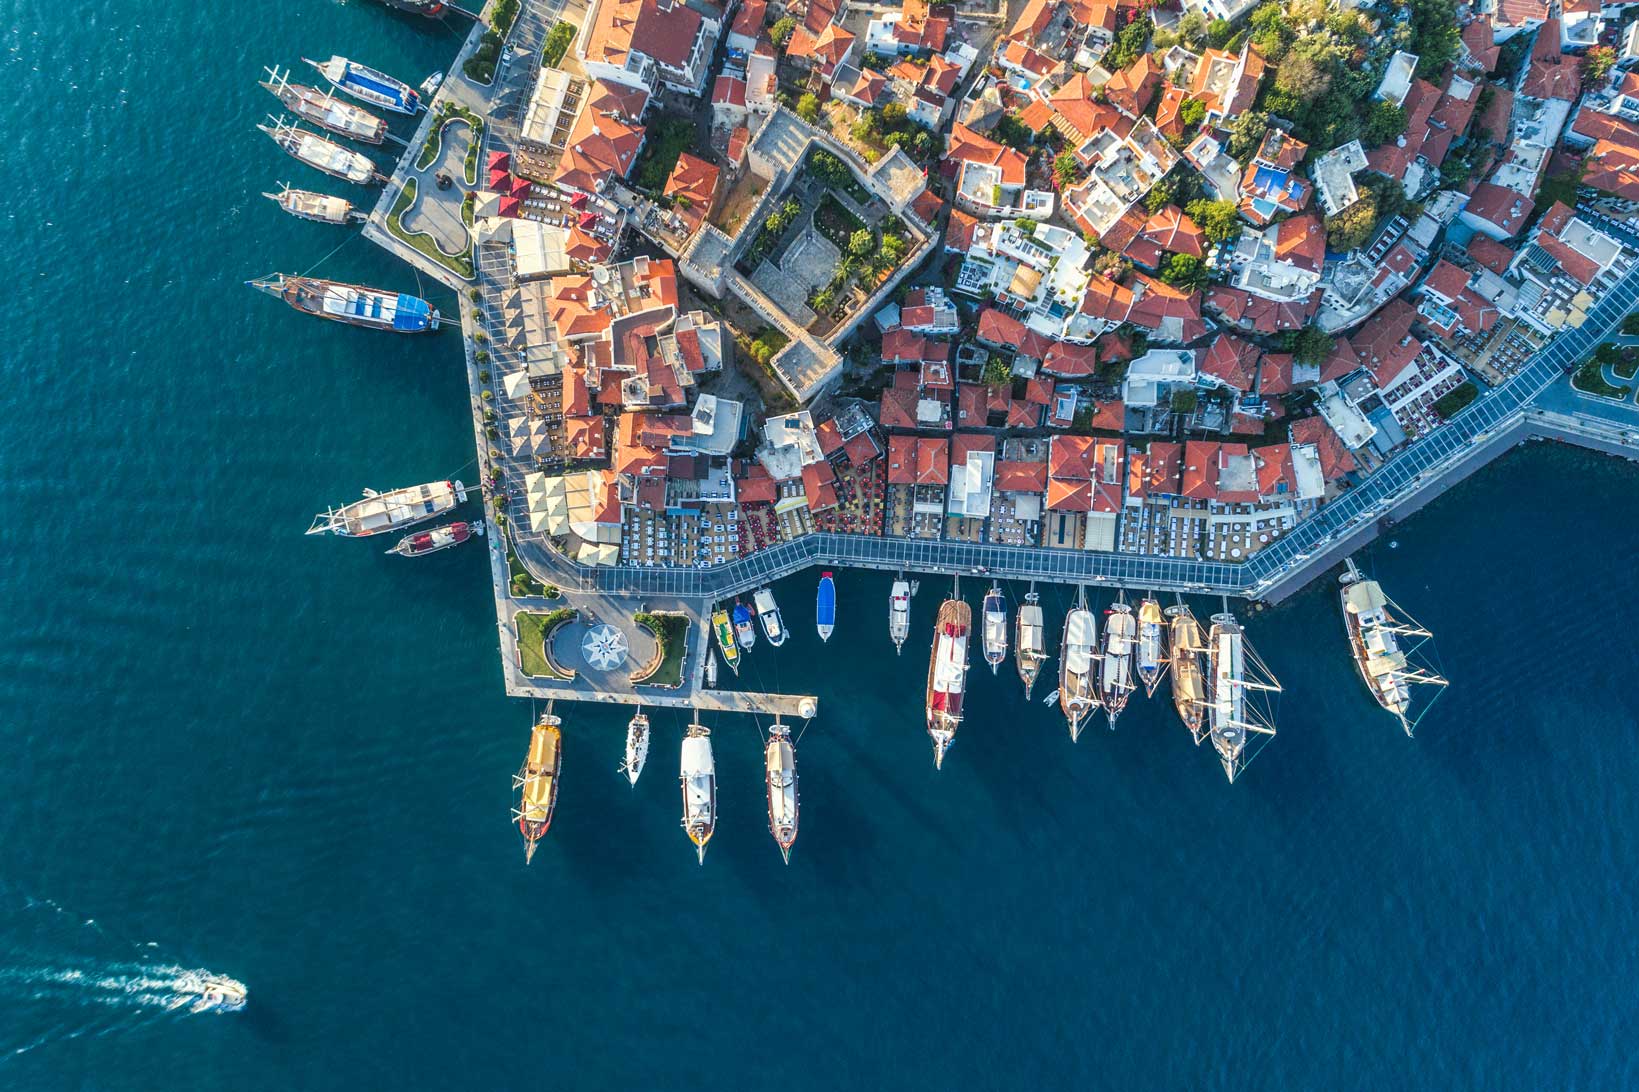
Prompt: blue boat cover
<box><xmin>816</xmin><ymin>577</ymin><xmax>836</xmax><ymax>625</ymax></box>
<box><xmin>344</xmin><ymin>64</ymin><xmax>412</xmax><ymax>110</ymax></box>
<box><xmin>393</xmin><ymin>294</ymin><xmax>432</xmax><ymax>331</ymax></box>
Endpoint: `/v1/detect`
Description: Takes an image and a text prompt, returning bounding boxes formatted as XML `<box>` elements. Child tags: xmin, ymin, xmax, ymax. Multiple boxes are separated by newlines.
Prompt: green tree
<box><xmin>876</xmin><ymin>234</ymin><xmax>909</xmax><ymax>272</ymax></box>
<box><xmin>1226</xmin><ymin>110</ymin><xmax>1269</xmax><ymax>162</ymax></box>
<box><xmin>847</xmin><ymin>228</ymin><xmax>875</xmax><ymax>258</ymax></box>
<box><xmin>1284</xmin><ymin>325</ymin><xmax>1335</xmax><ymax>365</ymax></box>
<box><xmin>1185</xmin><ymin>198</ymin><xmax>1242</xmax><ymax>244</ymax></box>
<box><xmin>769</xmin><ymin>15</ymin><xmax>796</xmax><ymax>48</ymax></box>
<box><xmin>981</xmin><ymin>356</ymin><xmax>1013</xmax><ymax>386</ymax></box>
<box><xmin>1103</xmin><ymin>18</ymin><xmax>1151</xmax><ymax>71</ymax></box>
<box><xmin>1145</xmin><ymin>177</ymin><xmax>1176</xmax><ymax>213</ymax></box>
<box><xmin>1170</xmin><ymin>388</ymin><xmax>1199</xmax><ymax>415</ymax></box>
<box><xmin>1179</xmin><ymin>97</ymin><xmax>1206</xmax><ymax>128</ymax></box>
<box><xmin>808</xmin><ymin>149</ymin><xmax>852</xmax><ymax>188</ymax></box>
<box><xmin>1175</xmin><ymin>12</ymin><xmax>1208</xmax><ymax>49</ymax></box>
<box><xmin>1364</xmin><ymin>101</ymin><xmax>1408</xmax><ymax>146</ymax></box>
<box><xmin>1406</xmin><ymin>0</ymin><xmax>1460</xmax><ymax>78</ymax></box>
<box><xmin>1325</xmin><ymin>192</ymin><xmax>1378</xmax><ymax>252</ymax></box>
<box><xmin>1206</xmin><ymin>17</ymin><xmax>1234</xmax><ymax>48</ymax></box>
<box><xmin>1583</xmin><ymin>46</ymin><xmax>1617</xmax><ymax>86</ymax></box>
<box><xmin>1054</xmin><ymin>151</ymin><xmax>1078</xmax><ymax>186</ymax></box>
<box><xmin>1160</xmin><ymin>253</ymin><xmax>1207</xmax><ymax>290</ymax></box>
<box><xmin>796</xmin><ymin>93</ymin><xmax>820</xmax><ymax>122</ymax></box>
<box><xmin>881</xmin><ymin>101</ymin><xmax>908</xmax><ymax>127</ymax></box>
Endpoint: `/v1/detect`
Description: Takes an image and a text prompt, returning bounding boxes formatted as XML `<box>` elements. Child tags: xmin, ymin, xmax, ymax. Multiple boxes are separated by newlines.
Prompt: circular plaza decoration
<box><xmin>580</xmin><ymin>624</ymin><xmax>629</xmax><ymax>671</ymax></box>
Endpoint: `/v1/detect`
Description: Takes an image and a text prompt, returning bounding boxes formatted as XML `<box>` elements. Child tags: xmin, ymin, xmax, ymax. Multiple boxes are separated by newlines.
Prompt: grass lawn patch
<box><xmin>1571</xmin><ymin>360</ymin><xmax>1632</xmax><ymax>400</ymax></box>
<box><xmin>504</xmin><ymin>532</ymin><xmax>558</xmax><ymax>598</ymax></box>
<box><xmin>633</xmin><ymin>612</ymin><xmax>689</xmax><ymax>688</ymax></box>
<box><xmin>1615</xmin><ymin>358</ymin><xmax>1639</xmax><ymax>381</ymax></box>
<box><xmin>387</xmin><ymin>178</ymin><xmax>475</xmax><ymax>280</ymax></box>
<box><xmin>1431</xmin><ymin>380</ymin><xmax>1479</xmax><ymax>420</ymax></box>
<box><xmin>516</xmin><ymin>608</ymin><xmax>576</xmax><ymax>679</ymax></box>
<box><xmin>634</xmin><ymin>115</ymin><xmax>696</xmax><ymax>191</ymax></box>
<box><xmin>813</xmin><ymin>193</ymin><xmax>866</xmax><ymax>251</ymax></box>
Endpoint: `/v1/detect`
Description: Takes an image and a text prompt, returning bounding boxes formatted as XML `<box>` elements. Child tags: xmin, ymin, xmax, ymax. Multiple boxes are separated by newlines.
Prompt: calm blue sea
<box><xmin>2</xmin><ymin>2</ymin><xmax>1638</xmax><ymax>1087</ymax></box>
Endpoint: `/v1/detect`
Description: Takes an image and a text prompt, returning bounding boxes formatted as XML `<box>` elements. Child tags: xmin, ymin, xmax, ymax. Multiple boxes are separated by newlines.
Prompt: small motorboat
<box><xmin>733</xmin><ymin>600</ymin><xmax>757</xmax><ymax>651</ymax></box>
<box><xmin>816</xmin><ymin>572</ymin><xmax>836</xmax><ymax>642</ymax></box>
<box><xmin>172</xmin><ymin>972</ymin><xmax>247</xmax><ymax>1014</ymax></box>
<box><xmin>622</xmin><ymin>711</ymin><xmax>649</xmax><ymax>786</ymax></box>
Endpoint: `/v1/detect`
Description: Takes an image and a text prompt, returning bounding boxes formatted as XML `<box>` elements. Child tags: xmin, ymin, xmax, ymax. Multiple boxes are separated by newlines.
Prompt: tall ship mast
<box><xmin>981</xmin><ymin>583</ymin><xmax>1008</xmax><ymax>672</ymax></box>
<box><xmin>816</xmin><ymin>572</ymin><xmax>836</xmax><ymax>642</ymax></box>
<box><xmin>1206</xmin><ymin>610</ymin><xmax>1281</xmax><ymax>784</ymax></box>
<box><xmin>262</xmin><ymin>183</ymin><xmax>360</xmax><ymax>225</ymax></box>
<box><xmin>1340</xmin><ymin>560</ymin><xmax>1448</xmax><ymax>735</ymax></box>
<box><xmin>754</xmin><ymin>587</ymin><xmax>787</xmax><ymax>647</ymax></box>
<box><xmin>1166</xmin><ymin>604</ymin><xmax>1208</xmax><ymax>744</ymax></box>
<box><xmin>680</xmin><ymin>715</ymin><xmax>716</xmax><ymax>864</ymax></box>
<box><xmin>1058</xmin><ymin>587</ymin><xmax>1100</xmax><ymax>740</ymax></box>
<box><xmin>248</xmin><ymin>274</ymin><xmax>439</xmax><ymax>333</ymax></box>
<box><xmin>888</xmin><ymin>578</ymin><xmax>911</xmax><ymax>654</ymax></box>
<box><xmin>1135</xmin><ymin>597</ymin><xmax>1167</xmax><ymax>697</ymax></box>
<box><xmin>925</xmin><ymin>591</ymin><xmax>971</xmax><ymax>769</ymax></box>
<box><xmin>306</xmin><ymin>479</ymin><xmax>466</xmax><ymax>537</ymax></box>
<box><xmin>258</xmin><ymin>117</ymin><xmax>383</xmax><ymax>184</ymax></box>
<box><xmin>260</xmin><ymin>66</ymin><xmax>388</xmax><ymax>144</ymax></box>
<box><xmin>512</xmin><ymin>708</ymin><xmax>562</xmax><ymax>864</ymax></box>
<box><xmin>711</xmin><ymin>607</ymin><xmax>740</xmax><ymax>675</ymax></box>
<box><xmin>1015</xmin><ymin>586</ymin><xmax>1048</xmax><ymax>700</ymax></box>
<box><xmin>621</xmin><ymin>710</ymin><xmax>649</xmax><ymax>786</ymax></box>
<box><xmin>765</xmin><ymin>720</ymin><xmax>799</xmax><ymax>864</ymax></box>
<box><xmin>1099</xmin><ymin>599</ymin><xmax>1136</xmax><ymax>727</ymax></box>
<box><xmin>302</xmin><ymin>55</ymin><xmax>423</xmax><ymax>115</ymax></box>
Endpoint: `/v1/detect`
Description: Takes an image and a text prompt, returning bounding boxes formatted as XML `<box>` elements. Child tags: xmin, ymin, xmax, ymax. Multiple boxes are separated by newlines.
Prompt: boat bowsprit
<box><xmin>816</xmin><ymin>572</ymin><xmax>836</xmax><ymax>642</ymax></box>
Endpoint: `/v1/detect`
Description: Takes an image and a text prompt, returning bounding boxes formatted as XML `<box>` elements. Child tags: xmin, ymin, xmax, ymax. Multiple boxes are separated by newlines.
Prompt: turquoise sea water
<box><xmin>4</xmin><ymin>2</ymin><xmax>1639</xmax><ymax>1087</ymax></box>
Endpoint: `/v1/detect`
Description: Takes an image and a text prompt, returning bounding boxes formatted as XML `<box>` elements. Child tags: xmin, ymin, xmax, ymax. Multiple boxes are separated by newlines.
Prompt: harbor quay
<box><xmin>351</xmin><ymin>0</ymin><xmax>1639</xmax><ymax>733</ymax></box>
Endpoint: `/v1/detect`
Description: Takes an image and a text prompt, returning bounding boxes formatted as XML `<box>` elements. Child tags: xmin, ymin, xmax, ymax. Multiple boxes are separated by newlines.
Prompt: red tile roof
<box><xmin>1199</xmin><ymin>333</ymin><xmax>1261</xmax><ymax>392</ymax></box>
<box><xmin>1351</xmin><ymin>299</ymin><xmax>1422</xmax><ymax>388</ymax></box>
<box><xmin>1290</xmin><ymin>416</ymin><xmax>1357</xmax><ymax>480</ymax></box>
<box><xmin>994</xmin><ymin>459</ymin><xmax>1047</xmax><ymax>493</ymax></box>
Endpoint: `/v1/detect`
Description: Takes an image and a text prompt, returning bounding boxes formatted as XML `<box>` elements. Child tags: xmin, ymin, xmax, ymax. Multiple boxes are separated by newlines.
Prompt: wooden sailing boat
<box><xmin>680</xmin><ymin>714</ymin><xmax>716</xmax><ymax>864</ymax></box>
<box><xmin>1099</xmin><ymin>597</ymin><xmax>1136</xmax><ymax>728</ymax></box>
<box><xmin>512</xmin><ymin>708</ymin><xmax>562</xmax><ymax>864</ymax></box>
<box><xmin>1206</xmin><ymin>609</ymin><xmax>1281</xmax><ymax>784</ymax></box>
<box><xmin>1340</xmin><ymin>559</ymin><xmax>1448</xmax><ymax>735</ymax></box>
<box><xmin>1015</xmin><ymin>585</ymin><xmax>1048</xmax><ymax>700</ymax></box>
<box><xmin>1166</xmin><ymin>604</ymin><xmax>1208</xmax><ymax>745</ymax></box>
<box><xmin>925</xmin><ymin>588</ymin><xmax>971</xmax><ymax>769</ymax></box>
<box><xmin>765</xmin><ymin>721</ymin><xmax>799</xmax><ymax>864</ymax></box>
<box><xmin>1135</xmin><ymin>596</ymin><xmax>1167</xmax><ymax>697</ymax></box>
<box><xmin>1058</xmin><ymin>586</ymin><xmax>1100</xmax><ymax>741</ymax></box>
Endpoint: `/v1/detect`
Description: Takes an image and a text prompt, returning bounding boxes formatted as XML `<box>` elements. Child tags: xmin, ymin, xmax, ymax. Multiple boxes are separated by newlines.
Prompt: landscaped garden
<box><xmin>632</xmin><ymin>612</ymin><xmax>689</xmax><ymax>688</ymax></box>
<box><xmin>516</xmin><ymin>608</ymin><xmax>577</xmax><ymax>680</ymax></box>
<box><xmin>1571</xmin><ymin>358</ymin><xmax>1632</xmax><ymax>400</ymax></box>
<box><xmin>387</xmin><ymin>178</ymin><xmax>475</xmax><ymax>279</ymax></box>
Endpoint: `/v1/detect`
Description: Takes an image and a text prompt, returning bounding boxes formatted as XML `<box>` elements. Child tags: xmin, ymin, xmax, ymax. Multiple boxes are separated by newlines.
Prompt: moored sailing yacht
<box><xmin>512</xmin><ymin>709</ymin><xmax>562</xmax><ymax>864</ymax></box>
<box><xmin>888</xmin><ymin>578</ymin><xmax>911</xmax><ymax>654</ymax></box>
<box><xmin>680</xmin><ymin>717</ymin><xmax>716</xmax><ymax>864</ymax></box>
<box><xmin>302</xmin><ymin>55</ymin><xmax>423</xmax><ymax>114</ymax></box>
<box><xmin>263</xmin><ymin>183</ymin><xmax>360</xmax><ymax>225</ymax></box>
<box><xmin>711</xmin><ymin>608</ymin><xmax>740</xmax><ymax>675</ymax></box>
<box><xmin>1207</xmin><ymin>611</ymin><xmax>1281</xmax><ymax>784</ymax></box>
<box><xmin>982</xmin><ymin>584</ymin><xmax>1007</xmax><ymax>673</ymax></box>
<box><xmin>1059</xmin><ymin>589</ymin><xmax>1100</xmax><ymax>740</ymax></box>
<box><xmin>925</xmin><ymin>594</ymin><xmax>971</xmax><ymax>769</ymax></box>
<box><xmin>765</xmin><ymin>722</ymin><xmax>799</xmax><ymax>864</ymax></box>
<box><xmin>307</xmin><ymin>479</ymin><xmax>465</xmax><ymax>537</ymax></box>
<box><xmin>1135</xmin><ymin>597</ymin><xmax>1166</xmax><ymax>697</ymax></box>
<box><xmin>1340</xmin><ymin>560</ymin><xmax>1448</xmax><ymax>734</ymax></box>
<box><xmin>1166</xmin><ymin>604</ymin><xmax>1208</xmax><ymax>744</ymax></box>
<box><xmin>385</xmin><ymin>520</ymin><xmax>477</xmax><ymax>556</ymax></box>
<box><xmin>732</xmin><ymin>600</ymin><xmax>757</xmax><ymax>652</ymax></box>
<box><xmin>1015</xmin><ymin>587</ymin><xmax>1048</xmax><ymax>700</ymax></box>
<box><xmin>1099</xmin><ymin>600</ymin><xmax>1136</xmax><ymax>727</ymax></box>
<box><xmin>249</xmin><ymin>274</ymin><xmax>439</xmax><ymax>333</ymax></box>
<box><xmin>260</xmin><ymin>66</ymin><xmax>387</xmax><ymax>143</ymax></box>
<box><xmin>258</xmin><ymin>118</ymin><xmax>383</xmax><ymax>184</ymax></box>
<box><xmin>816</xmin><ymin>572</ymin><xmax>836</xmax><ymax>641</ymax></box>
<box><xmin>753</xmin><ymin>586</ymin><xmax>786</xmax><ymax>647</ymax></box>
<box><xmin>621</xmin><ymin>710</ymin><xmax>649</xmax><ymax>786</ymax></box>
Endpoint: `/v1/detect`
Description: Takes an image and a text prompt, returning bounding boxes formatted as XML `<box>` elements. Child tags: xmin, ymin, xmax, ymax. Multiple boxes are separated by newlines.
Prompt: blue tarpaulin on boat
<box><xmin>393</xmin><ymin>294</ymin><xmax>432</xmax><ymax>331</ymax></box>
<box><xmin>344</xmin><ymin>64</ymin><xmax>411</xmax><ymax>110</ymax></box>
